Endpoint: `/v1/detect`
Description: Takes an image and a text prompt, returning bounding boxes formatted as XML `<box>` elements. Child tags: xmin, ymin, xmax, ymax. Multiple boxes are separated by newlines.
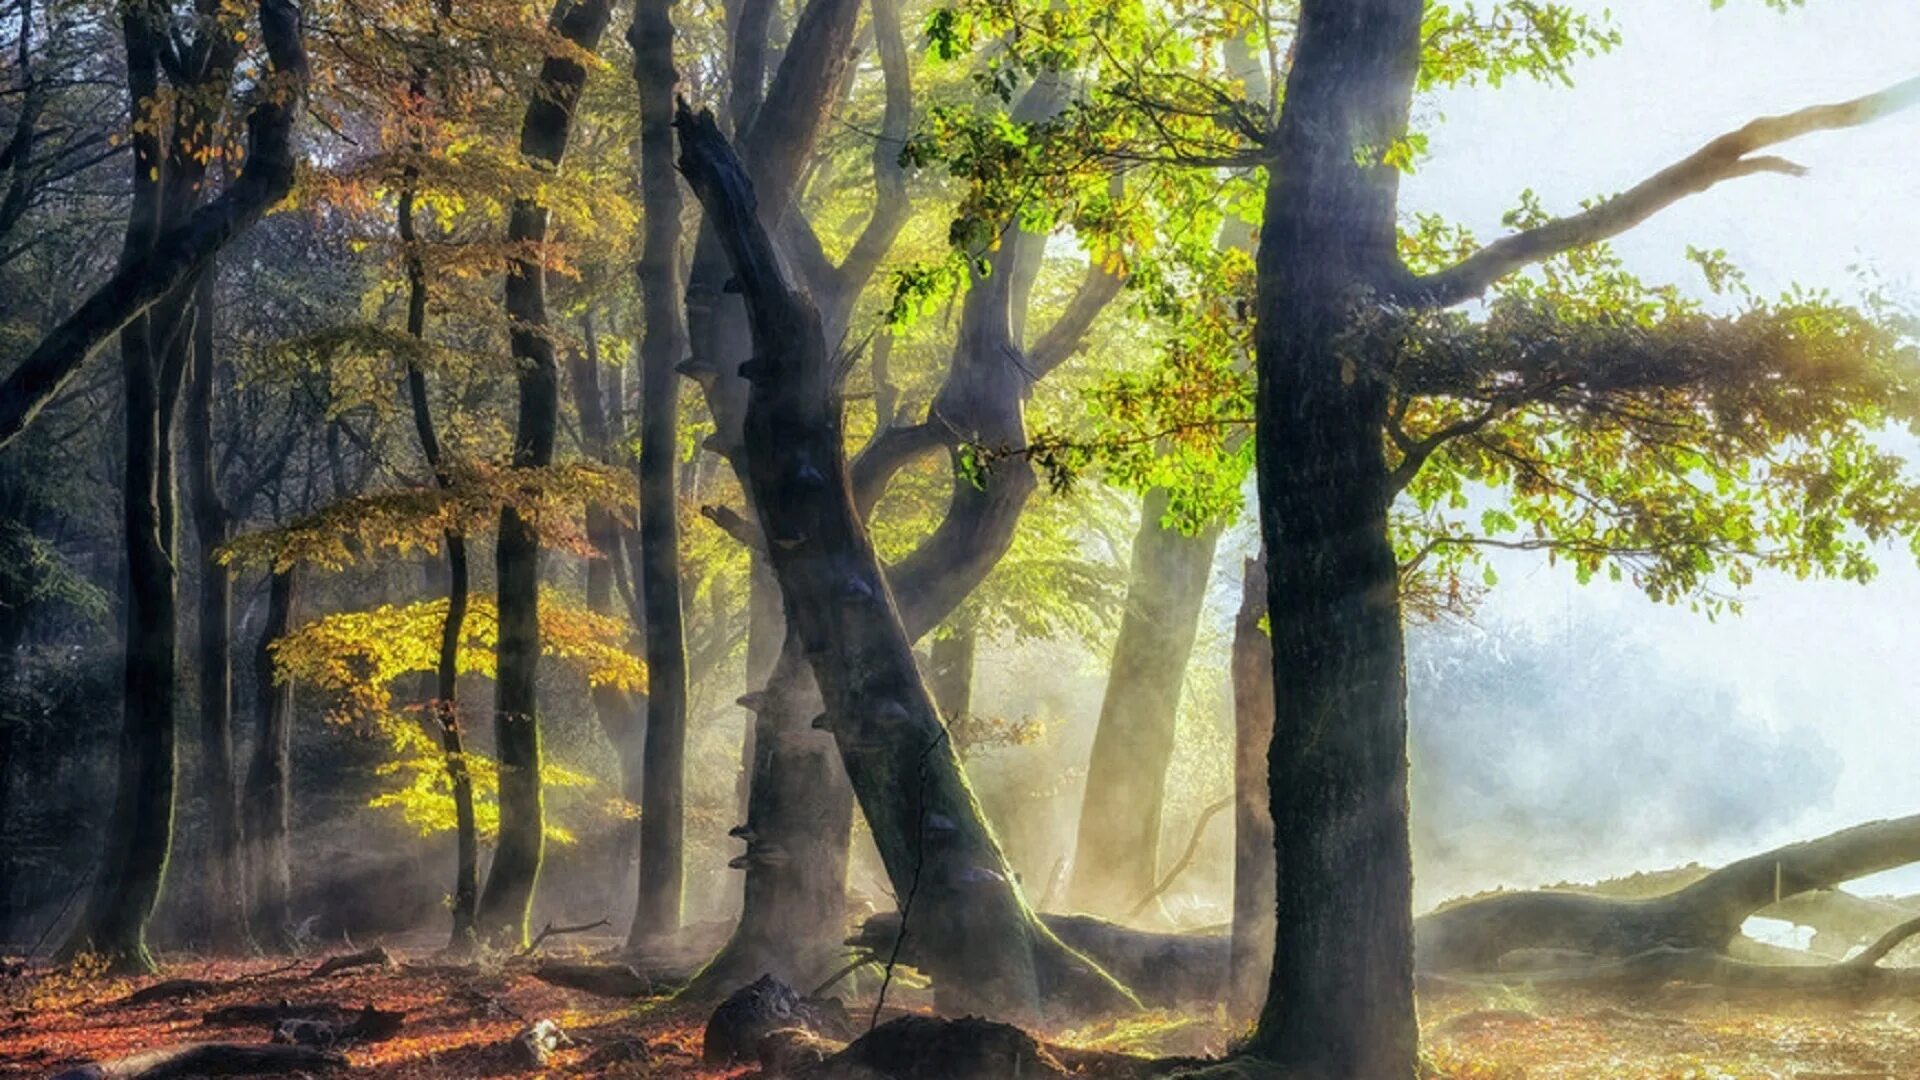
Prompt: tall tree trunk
<box><xmin>241</xmin><ymin>568</ymin><xmax>296</xmax><ymax>944</ymax></box>
<box><xmin>1228</xmin><ymin>555</ymin><xmax>1274</xmax><ymax>1021</ymax></box>
<box><xmin>62</xmin><ymin>21</ymin><xmax>175</xmax><ymax>972</ymax></box>
<box><xmin>1244</xmin><ymin>0</ymin><xmax>1422</xmax><ymax>1071</ymax></box>
<box><xmin>627</xmin><ymin>0</ymin><xmax>691</xmax><ymax>946</ymax></box>
<box><xmin>564</xmin><ymin>322</ymin><xmax>647</xmax><ymax>913</ymax></box>
<box><xmin>475</xmin><ymin>0</ymin><xmax>615</xmax><ymax>949</ymax></box>
<box><xmin>398</xmin><ymin>154</ymin><xmax>480</xmax><ymax>951</ymax></box>
<box><xmin>184</xmin><ymin>268</ymin><xmax>248</xmax><ymax>952</ymax></box>
<box><xmin>1067</xmin><ymin>489</ymin><xmax>1220</xmax><ymax>917</ymax></box>
<box><xmin>675</xmin><ymin>106</ymin><xmax>1135</xmax><ymax>1021</ymax></box>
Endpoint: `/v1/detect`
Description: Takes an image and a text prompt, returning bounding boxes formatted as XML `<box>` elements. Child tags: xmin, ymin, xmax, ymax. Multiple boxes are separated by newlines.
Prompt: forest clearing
<box><xmin>6</xmin><ymin>0</ymin><xmax>1920</xmax><ymax>1074</ymax></box>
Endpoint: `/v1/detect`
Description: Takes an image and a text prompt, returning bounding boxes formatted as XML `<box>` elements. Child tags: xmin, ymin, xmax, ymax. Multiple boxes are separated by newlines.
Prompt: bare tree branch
<box><xmin>1404</xmin><ymin>74</ymin><xmax>1920</xmax><ymax>309</ymax></box>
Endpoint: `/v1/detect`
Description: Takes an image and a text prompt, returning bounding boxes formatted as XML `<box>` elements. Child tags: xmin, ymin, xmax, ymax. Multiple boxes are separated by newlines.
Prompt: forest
<box><xmin>3</xmin><ymin>0</ymin><xmax>1920</xmax><ymax>1075</ymax></box>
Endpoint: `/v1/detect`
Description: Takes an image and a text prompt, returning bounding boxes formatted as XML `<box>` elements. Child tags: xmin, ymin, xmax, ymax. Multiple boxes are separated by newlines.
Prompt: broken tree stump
<box><xmin>48</xmin><ymin>1043</ymin><xmax>348</xmax><ymax>1079</ymax></box>
<box><xmin>703</xmin><ymin>975</ymin><xmax>853</xmax><ymax>1065</ymax></box>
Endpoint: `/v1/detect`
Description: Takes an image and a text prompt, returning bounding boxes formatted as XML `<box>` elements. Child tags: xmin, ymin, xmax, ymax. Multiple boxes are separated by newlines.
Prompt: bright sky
<box><xmin>1400</xmin><ymin>0</ymin><xmax>1920</xmax><ymax>896</ymax></box>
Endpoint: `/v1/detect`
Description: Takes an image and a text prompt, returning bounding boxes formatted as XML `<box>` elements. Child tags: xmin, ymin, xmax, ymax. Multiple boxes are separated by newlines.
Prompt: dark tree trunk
<box><xmin>184</xmin><ymin>268</ymin><xmax>249</xmax><ymax>952</ymax></box>
<box><xmin>1244</xmin><ymin>1</ymin><xmax>1423</xmax><ymax>1072</ymax></box>
<box><xmin>241</xmin><ymin>568</ymin><xmax>296</xmax><ymax>944</ymax></box>
<box><xmin>1067</xmin><ymin>489</ymin><xmax>1220</xmax><ymax>917</ymax></box>
<box><xmin>628</xmin><ymin>0</ymin><xmax>691</xmax><ymax>946</ymax></box>
<box><xmin>475</xmin><ymin>0</ymin><xmax>616</xmax><ymax>949</ymax></box>
<box><xmin>63</xmin><ymin>21</ymin><xmax>176</xmax><ymax>972</ymax></box>
<box><xmin>398</xmin><ymin>156</ymin><xmax>480</xmax><ymax>951</ymax></box>
<box><xmin>1228</xmin><ymin>556</ymin><xmax>1274</xmax><ymax>1021</ymax></box>
<box><xmin>674</xmin><ymin>106</ymin><xmax>1134</xmax><ymax>1022</ymax></box>
<box><xmin>668</xmin><ymin>0</ymin><xmax>864</xmax><ymax>991</ymax></box>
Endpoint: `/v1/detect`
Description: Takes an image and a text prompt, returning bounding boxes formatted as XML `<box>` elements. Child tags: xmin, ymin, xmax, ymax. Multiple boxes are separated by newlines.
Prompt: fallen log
<box><xmin>309</xmin><ymin>945</ymin><xmax>395</xmax><ymax>978</ymax></box>
<box><xmin>848</xmin><ymin>912</ymin><xmax>1228</xmax><ymax>1008</ymax></box>
<box><xmin>1415</xmin><ymin>814</ymin><xmax>1920</xmax><ymax>974</ymax></box>
<box><xmin>530</xmin><ymin>959</ymin><xmax>655</xmax><ymax>997</ymax></box>
<box><xmin>48</xmin><ymin>1043</ymin><xmax>347</xmax><ymax>1079</ymax></box>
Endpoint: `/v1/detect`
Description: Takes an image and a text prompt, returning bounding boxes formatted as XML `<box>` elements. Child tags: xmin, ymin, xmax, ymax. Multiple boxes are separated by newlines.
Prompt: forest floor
<box><xmin>5</xmin><ymin>948</ymin><xmax>1920</xmax><ymax>1077</ymax></box>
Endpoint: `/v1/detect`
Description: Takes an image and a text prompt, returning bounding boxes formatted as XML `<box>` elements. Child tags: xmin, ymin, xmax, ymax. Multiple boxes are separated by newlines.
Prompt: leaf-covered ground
<box><xmin>6</xmin><ymin>950</ymin><xmax>1920</xmax><ymax>1077</ymax></box>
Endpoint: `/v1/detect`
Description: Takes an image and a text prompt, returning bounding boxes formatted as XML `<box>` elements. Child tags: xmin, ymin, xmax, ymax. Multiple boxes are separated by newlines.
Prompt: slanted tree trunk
<box><xmin>184</xmin><ymin>268</ymin><xmax>249</xmax><ymax>952</ymax></box>
<box><xmin>627</xmin><ymin>0</ymin><xmax>691</xmax><ymax>946</ymax></box>
<box><xmin>675</xmin><ymin>105</ymin><xmax>1135</xmax><ymax>1022</ymax></box>
<box><xmin>398</xmin><ymin>147</ymin><xmax>480</xmax><ymax>951</ymax></box>
<box><xmin>1242</xmin><ymin>1</ymin><xmax>1423</xmax><ymax>1071</ymax></box>
<box><xmin>668</xmin><ymin>0</ymin><xmax>865</xmax><ymax>993</ymax></box>
<box><xmin>1228</xmin><ymin>556</ymin><xmax>1274</xmax><ymax>1021</ymax></box>
<box><xmin>475</xmin><ymin>0</ymin><xmax>616</xmax><ymax>949</ymax></box>
<box><xmin>1067</xmin><ymin>489</ymin><xmax>1220</xmax><ymax>917</ymax></box>
<box><xmin>1415</xmin><ymin>814</ymin><xmax>1920</xmax><ymax>974</ymax></box>
<box><xmin>241</xmin><ymin>567</ymin><xmax>296</xmax><ymax>944</ymax></box>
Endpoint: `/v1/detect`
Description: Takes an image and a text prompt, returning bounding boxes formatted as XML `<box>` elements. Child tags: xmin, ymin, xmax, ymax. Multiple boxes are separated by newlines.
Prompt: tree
<box><xmin>475</xmin><ymin>0</ymin><xmax>618</xmax><ymax>949</ymax></box>
<box><xmin>60</xmin><ymin>0</ymin><xmax>307</xmax><ymax>971</ymax></box>
<box><xmin>675</xmin><ymin>101</ymin><xmax>1137</xmax><ymax>1021</ymax></box>
<box><xmin>626</xmin><ymin>0</ymin><xmax>692</xmax><ymax>948</ymax></box>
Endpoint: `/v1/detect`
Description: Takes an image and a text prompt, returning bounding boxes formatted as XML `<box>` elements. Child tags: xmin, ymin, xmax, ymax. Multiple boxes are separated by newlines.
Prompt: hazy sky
<box><xmin>1397</xmin><ymin>0</ymin><xmax>1920</xmax><ymax>897</ymax></box>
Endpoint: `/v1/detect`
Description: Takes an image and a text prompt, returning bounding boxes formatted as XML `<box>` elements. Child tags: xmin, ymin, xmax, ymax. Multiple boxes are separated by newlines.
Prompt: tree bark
<box><xmin>1228</xmin><ymin>555</ymin><xmax>1274</xmax><ymax>1021</ymax></box>
<box><xmin>674</xmin><ymin>105</ymin><xmax>1135</xmax><ymax>1022</ymax></box>
<box><xmin>1243</xmin><ymin>1</ymin><xmax>1423</xmax><ymax>1072</ymax></box>
<box><xmin>240</xmin><ymin>568</ymin><xmax>296</xmax><ymax>946</ymax></box>
<box><xmin>184</xmin><ymin>268</ymin><xmax>249</xmax><ymax>952</ymax></box>
<box><xmin>1067</xmin><ymin>489</ymin><xmax>1220</xmax><ymax>917</ymax></box>
<box><xmin>627</xmin><ymin>0</ymin><xmax>692</xmax><ymax>947</ymax></box>
<box><xmin>475</xmin><ymin>0</ymin><xmax>616</xmax><ymax>949</ymax></box>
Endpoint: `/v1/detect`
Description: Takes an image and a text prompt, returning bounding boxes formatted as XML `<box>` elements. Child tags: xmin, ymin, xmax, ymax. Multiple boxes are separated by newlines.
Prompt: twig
<box><xmin>870</xmin><ymin>729</ymin><xmax>949</xmax><ymax>1031</ymax></box>
<box><xmin>807</xmin><ymin>951</ymin><xmax>879</xmax><ymax>999</ymax></box>
<box><xmin>519</xmin><ymin>917</ymin><xmax>611</xmax><ymax>957</ymax></box>
<box><xmin>1126</xmin><ymin>796</ymin><xmax>1231</xmax><ymax>918</ymax></box>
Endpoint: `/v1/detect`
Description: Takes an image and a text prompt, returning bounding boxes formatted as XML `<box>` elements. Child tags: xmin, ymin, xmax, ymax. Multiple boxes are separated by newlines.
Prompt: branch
<box><xmin>0</xmin><ymin>0</ymin><xmax>308</xmax><ymax>450</ymax></box>
<box><xmin>699</xmin><ymin>503</ymin><xmax>765</xmax><ymax>552</ymax></box>
<box><xmin>1126</xmin><ymin>796</ymin><xmax>1229</xmax><ymax>918</ymax></box>
<box><xmin>1405</xmin><ymin>74</ymin><xmax>1920</xmax><ymax>308</ymax></box>
<box><xmin>519</xmin><ymin>916</ymin><xmax>611</xmax><ymax>956</ymax></box>
<box><xmin>1028</xmin><ymin>263</ymin><xmax>1126</xmax><ymax>376</ymax></box>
